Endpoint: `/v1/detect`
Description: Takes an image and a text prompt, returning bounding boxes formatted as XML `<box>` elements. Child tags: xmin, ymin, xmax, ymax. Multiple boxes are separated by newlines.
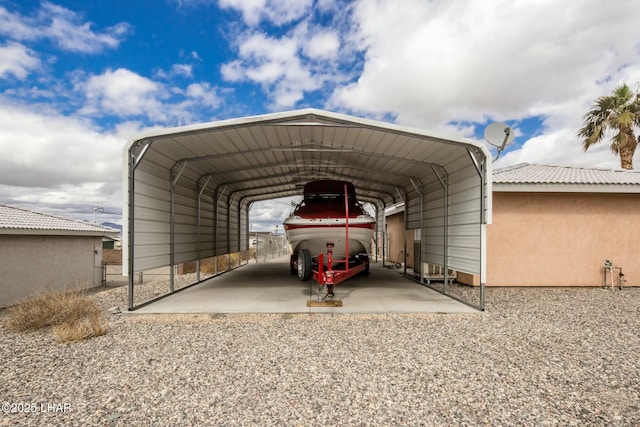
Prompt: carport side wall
<box><xmin>488</xmin><ymin>192</ymin><xmax>640</xmax><ymax>286</ymax></box>
<box><xmin>0</xmin><ymin>235</ymin><xmax>103</xmax><ymax>307</ymax></box>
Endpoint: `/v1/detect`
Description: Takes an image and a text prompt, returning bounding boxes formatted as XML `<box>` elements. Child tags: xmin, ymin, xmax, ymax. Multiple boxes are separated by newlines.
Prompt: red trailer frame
<box><xmin>311</xmin><ymin>183</ymin><xmax>368</xmax><ymax>297</ymax></box>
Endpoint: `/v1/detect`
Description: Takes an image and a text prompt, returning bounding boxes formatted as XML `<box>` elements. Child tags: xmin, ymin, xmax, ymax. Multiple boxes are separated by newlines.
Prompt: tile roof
<box><xmin>0</xmin><ymin>204</ymin><xmax>120</xmax><ymax>235</ymax></box>
<box><xmin>493</xmin><ymin>163</ymin><xmax>640</xmax><ymax>186</ymax></box>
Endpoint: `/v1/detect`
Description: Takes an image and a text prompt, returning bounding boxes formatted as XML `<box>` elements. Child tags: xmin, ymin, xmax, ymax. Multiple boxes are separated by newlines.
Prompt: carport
<box><xmin>123</xmin><ymin>109</ymin><xmax>492</xmax><ymax>311</ymax></box>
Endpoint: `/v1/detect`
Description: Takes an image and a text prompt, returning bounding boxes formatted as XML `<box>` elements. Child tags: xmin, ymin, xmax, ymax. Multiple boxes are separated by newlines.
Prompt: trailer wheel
<box><xmin>290</xmin><ymin>253</ymin><xmax>297</xmax><ymax>275</ymax></box>
<box><xmin>360</xmin><ymin>255</ymin><xmax>370</xmax><ymax>276</ymax></box>
<box><xmin>297</xmin><ymin>249</ymin><xmax>312</xmax><ymax>281</ymax></box>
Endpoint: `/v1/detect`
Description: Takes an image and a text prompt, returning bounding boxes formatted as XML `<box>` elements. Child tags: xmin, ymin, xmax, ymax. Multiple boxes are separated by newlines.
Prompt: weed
<box><xmin>6</xmin><ymin>288</ymin><xmax>107</xmax><ymax>343</ymax></box>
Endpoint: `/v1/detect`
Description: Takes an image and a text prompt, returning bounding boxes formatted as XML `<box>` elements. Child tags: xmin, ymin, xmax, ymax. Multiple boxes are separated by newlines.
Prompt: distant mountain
<box><xmin>102</xmin><ymin>222</ymin><xmax>123</xmax><ymax>233</ymax></box>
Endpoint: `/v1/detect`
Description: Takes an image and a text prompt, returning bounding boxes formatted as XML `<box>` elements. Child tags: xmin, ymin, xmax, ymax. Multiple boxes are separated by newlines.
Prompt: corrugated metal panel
<box><xmin>239</xmin><ymin>204</ymin><xmax>248</xmax><ymax>252</ymax></box>
<box><xmin>446</xmin><ymin>166</ymin><xmax>483</xmax><ymax>275</ymax></box>
<box><xmin>131</xmin><ymin>154</ymin><xmax>171</xmax><ymax>272</ymax></box>
<box><xmin>422</xmin><ymin>178</ymin><xmax>445</xmax><ymax>267</ymax></box>
<box><xmin>196</xmin><ymin>193</ymin><xmax>215</xmax><ymax>259</ymax></box>
<box><xmin>172</xmin><ymin>174</ymin><xmax>199</xmax><ymax>265</ymax></box>
<box><xmin>405</xmin><ymin>179</ymin><xmax>425</xmax><ymax>229</ymax></box>
<box><xmin>124</xmin><ymin>109</ymin><xmax>492</xmax><ymax>309</ymax></box>
<box><xmin>215</xmin><ymin>196</ymin><xmax>228</xmax><ymax>256</ymax></box>
<box><xmin>227</xmin><ymin>199</ymin><xmax>239</xmax><ymax>252</ymax></box>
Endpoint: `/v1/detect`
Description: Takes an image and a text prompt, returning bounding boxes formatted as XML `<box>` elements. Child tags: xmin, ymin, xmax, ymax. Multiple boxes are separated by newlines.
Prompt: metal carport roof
<box><xmin>123</xmin><ymin>108</ymin><xmax>492</xmax><ymax>310</ymax></box>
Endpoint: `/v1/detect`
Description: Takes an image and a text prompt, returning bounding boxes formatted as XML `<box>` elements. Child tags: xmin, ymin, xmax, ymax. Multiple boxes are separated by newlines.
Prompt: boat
<box><xmin>283</xmin><ymin>180</ymin><xmax>376</xmax><ymax>281</ymax></box>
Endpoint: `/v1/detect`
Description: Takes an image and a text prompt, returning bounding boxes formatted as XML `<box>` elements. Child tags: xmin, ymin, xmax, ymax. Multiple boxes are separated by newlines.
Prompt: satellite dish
<box><xmin>484</xmin><ymin>122</ymin><xmax>514</xmax><ymax>161</ymax></box>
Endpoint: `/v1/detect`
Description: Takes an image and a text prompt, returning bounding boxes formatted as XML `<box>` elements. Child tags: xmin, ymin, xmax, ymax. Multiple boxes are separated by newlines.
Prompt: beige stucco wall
<box><xmin>0</xmin><ymin>235</ymin><xmax>104</xmax><ymax>307</ymax></box>
<box><xmin>488</xmin><ymin>192</ymin><xmax>640</xmax><ymax>286</ymax></box>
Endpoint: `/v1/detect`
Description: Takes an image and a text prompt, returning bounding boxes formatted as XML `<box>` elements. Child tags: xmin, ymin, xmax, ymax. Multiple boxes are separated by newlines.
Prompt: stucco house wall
<box><xmin>384</xmin><ymin>164</ymin><xmax>640</xmax><ymax>287</ymax></box>
<box><xmin>487</xmin><ymin>192</ymin><xmax>640</xmax><ymax>286</ymax></box>
<box><xmin>0</xmin><ymin>235</ymin><xmax>104</xmax><ymax>307</ymax></box>
<box><xmin>0</xmin><ymin>204</ymin><xmax>119</xmax><ymax>308</ymax></box>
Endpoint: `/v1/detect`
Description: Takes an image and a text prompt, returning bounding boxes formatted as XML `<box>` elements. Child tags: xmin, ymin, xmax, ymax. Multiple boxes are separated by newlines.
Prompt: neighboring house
<box><xmin>488</xmin><ymin>163</ymin><xmax>640</xmax><ymax>286</ymax></box>
<box><xmin>102</xmin><ymin>236</ymin><xmax>122</xmax><ymax>250</ymax></box>
<box><xmin>0</xmin><ymin>204</ymin><xmax>120</xmax><ymax>307</ymax></box>
<box><xmin>385</xmin><ymin>163</ymin><xmax>640</xmax><ymax>287</ymax></box>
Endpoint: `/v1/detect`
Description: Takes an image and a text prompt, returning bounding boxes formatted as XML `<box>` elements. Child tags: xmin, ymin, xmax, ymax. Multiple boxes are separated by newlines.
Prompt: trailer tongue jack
<box><xmin>312</xmin><ymin>242</ymin><xmax>368</xmax><ymax>302</ymax></box>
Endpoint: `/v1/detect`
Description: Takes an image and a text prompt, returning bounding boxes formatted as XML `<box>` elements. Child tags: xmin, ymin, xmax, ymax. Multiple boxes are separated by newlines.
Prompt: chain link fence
<box><xmin>253</xmin><ymin>234</ymin><xmax>290</xmax><ymax>262</ymax></box>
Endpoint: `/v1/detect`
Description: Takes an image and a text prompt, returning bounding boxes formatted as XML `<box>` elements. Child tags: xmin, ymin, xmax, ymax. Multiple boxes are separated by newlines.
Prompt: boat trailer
<box><xmin>287</xmin><ymin>182</ymin><xmax>372</xmax><ymax>304</ymax></box>
<box><xmin>313</xmin><ymin>243</ymin><xmax>369</xmax><ymax>298</ymax></box>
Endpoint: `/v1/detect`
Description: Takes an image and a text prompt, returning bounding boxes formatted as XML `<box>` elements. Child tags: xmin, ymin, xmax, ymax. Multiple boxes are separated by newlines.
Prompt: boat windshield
<box><xmin>304</xmin><ymin>191</ymin><xmax>355</xmax><ymax>203</ymax></box>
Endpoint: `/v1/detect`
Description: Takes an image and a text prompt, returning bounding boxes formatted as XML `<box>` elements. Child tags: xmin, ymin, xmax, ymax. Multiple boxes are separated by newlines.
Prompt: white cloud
<box><xmin>221</xmin><ymin>17</ymin><xmax>357</xmax><ymax>109</ymax></box>
<box><xmin>250</xmin><ymin>197</ymin><xmax>298</xmax><ymax>231</ymax></box>
<box><xmin>494</xmin><ymin>128</ymin><xmax>634</xmax><ymax>171</ymax></box>
<box><xmin>335</xmin><ymin>0</ymin><xmax>640</xmax><ymax>124</ymax></box>
<box><xmin>0</xmin><ymin>2</ymin><xmax>131</xmax><ymax>53</ymax></box>
<box><xmin>0</xmin><ymin>101</ymin><xmax>126</xmax><ymax>220</ymax></box>
<box><xmin>186</xmin><ymin>82</ymin><xmax>221</xmax><ymax>108</ymax></box>
<box><xmin>81</xmin><ymin>68</ymin><xmax>166</xmax><ymax>120</ymax></box>
<box><xmin>0</xmin><ymin>42</ymin><xmax>40</xmax><ymax>79</ymax></box>
<box><xmin>322</xmin><ymin>0</ymin><xmax>640</xmax><ymax>169</ymax></box>
<box><xmin>302</xmin><ymin>30</ymin><xmax>340</xmax><ymax>60</ymax></box>
<box><xmin>155</xmin><ymin>63</ymin><xmax>194</xmax><ymax>79</ymax></box>
<box><xmin>76</xmin><ymin>68</ymin><xmax>225</xmax><ymax>125</ymax></box>
<box><xmin>173</xmin><ymin>64</ymin><xmax>193</xmax><ymax>78</ymax></box>
<box><xmin>316</xmin><ymin>0</ymin><xmax>340</xmax><ymax>13</ymax></box>
<box><xmin>219</xmin><ymin>0</ymin><xmax>313</xmax><ymax>26</ymax></box>
<box><xmin>220</xmin><ymin>60</ymin><xmax>245</xmax><ymax>81</ymax></box>
<box><xmin>222</xmin><ymin>31</ymin><xmax>322</xmax><ymax>108</ymax></box>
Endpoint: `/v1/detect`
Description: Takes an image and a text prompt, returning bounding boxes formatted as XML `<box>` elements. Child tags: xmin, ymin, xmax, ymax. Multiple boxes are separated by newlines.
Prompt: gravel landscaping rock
<box><xmin>1</xmin><ymin>283</ymin><xmax>638</xmax><ymax>426</ymax></box>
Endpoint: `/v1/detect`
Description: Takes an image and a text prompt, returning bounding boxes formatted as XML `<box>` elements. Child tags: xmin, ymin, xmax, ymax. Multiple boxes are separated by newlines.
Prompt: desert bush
<box><xmin>200</xmin><ymin>257</ymin><xmax>217</xmax><ymax>275</ymax></box>
<box><xmin>198</xmin><ymin>253</ymin><xmax>245</xmax><ymax>275</ymax></box>
<box><xmin>217</xmin><ymin>253</ymin><xmax>241</xmax><ymax>271</ymax></box>
<box><xmin>6</xmin><ymin>288</ymin><xmax>107</xmax><ymax>343</ymax></box>
<box><xmin>53</xmin><ymin>312</ymin><xmax>107</xmax><ymax>343</ymax></box>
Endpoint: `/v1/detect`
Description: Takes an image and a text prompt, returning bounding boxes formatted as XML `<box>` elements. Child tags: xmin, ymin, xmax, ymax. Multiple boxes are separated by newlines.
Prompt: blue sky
<box><xmin>1</xmin><ymin>0</ymin><xmax>640</xmax><ymax>228</ymax></box>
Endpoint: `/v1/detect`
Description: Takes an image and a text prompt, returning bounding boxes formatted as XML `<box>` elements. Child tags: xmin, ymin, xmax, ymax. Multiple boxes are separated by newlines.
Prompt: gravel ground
<box><xmin>1</xmin><ymin>281</ymin><xmax>639</xmax><ymax>426</ymax></box>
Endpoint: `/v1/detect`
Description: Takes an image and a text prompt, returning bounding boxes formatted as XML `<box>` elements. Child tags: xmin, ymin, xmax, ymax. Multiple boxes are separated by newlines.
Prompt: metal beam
<box><xmin>196</xmin><ymin>176</ymin><xmax>211</xmax><ymax>282</ymax></box>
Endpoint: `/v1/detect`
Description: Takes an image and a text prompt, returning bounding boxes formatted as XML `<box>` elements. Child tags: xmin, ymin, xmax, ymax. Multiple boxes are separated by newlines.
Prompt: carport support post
<box><xmin>227</xmin><ymin>192</ymin><xmax>238</xmax><ymax>268</ymax></box>
<box><xmin>237</xmin><ymin>199</ymin><xmax>243</xmax><ymax>262</ymax></box>
<box><xmin>395</xmin><ymin>187</ymin><xmax>408</xmax><ymax>275</ymax></box>
<box><xmin>467</xmin><ymin>147</ymin><xmax>487</xmax><ymax>311</ymax></box>
<box><xmin>127</xmin><ymin>138</ymin><xmax>153</xmax><ymax>311</ymax></box>
<box><xmin>480</xmin><ymin>160</ymin><xmax>487</xmax><ymax>310</ymax></box>
<box><xmin>214</xmin><ymin>185</ymin><xmax>226</xmax><ymax>276</ymax></box>
<box><xmin>196</xmin><ymin>176</ymin><xmax>211</xmax><ymax>282</ymax></box>
<box><xmin>169</xmin><ymin>169</ymin><xmax>176</xmax><ymax>292</ymax></box>
<box><xmin>127</xmin><ymin>150</ymin><xmax>135</xmax><ymax>310</ymax></box>
<box><xmin>429</xmin><ymin>167</ymin><xmax>448</xmax><ymax>294</ymax></box>
<box><xmin>169</xmin><ymin>161</ymin><xmax>187</xmax><ymax>293</ymax></box>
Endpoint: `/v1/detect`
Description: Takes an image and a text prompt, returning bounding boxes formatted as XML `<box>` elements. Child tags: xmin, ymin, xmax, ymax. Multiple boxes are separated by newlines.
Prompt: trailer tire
<box><xmin>290</xmin><ymin>253</ymin><xmax>298</xmax><ymax>275</ymax></box>
<box><xmin>297</xmin><ymin>249</ymin><xmax>312</xmax><ymax>281</ymax></box>
<box><xmin>360</xmin><ymin>255</ymin><xmax>370</xmax><ymax>276</ymax></box>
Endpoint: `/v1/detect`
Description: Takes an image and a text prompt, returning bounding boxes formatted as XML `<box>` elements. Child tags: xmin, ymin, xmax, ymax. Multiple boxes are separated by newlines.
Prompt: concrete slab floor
<box><xmin>132</xmin><ymin>259</ymin><xmax>479</xmax><ymax>314</ymax></box>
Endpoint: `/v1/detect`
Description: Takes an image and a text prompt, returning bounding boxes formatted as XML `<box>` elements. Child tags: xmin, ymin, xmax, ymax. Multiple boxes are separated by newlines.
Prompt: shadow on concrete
<box><xmin>133</xmin><ymin>259</ymin><xmax>479</xmax><ymax>314</ymax></box>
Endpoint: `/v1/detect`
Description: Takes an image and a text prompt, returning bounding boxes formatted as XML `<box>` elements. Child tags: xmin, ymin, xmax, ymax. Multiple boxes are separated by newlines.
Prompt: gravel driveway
<box><xmin>1</xmin><ymin>283</ymin><xmax>638</xmax><ymax>426</ymax></box>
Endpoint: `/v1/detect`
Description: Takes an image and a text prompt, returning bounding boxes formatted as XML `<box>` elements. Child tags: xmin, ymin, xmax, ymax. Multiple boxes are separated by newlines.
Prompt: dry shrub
<box><xmin>6</xmin><ymin>288</ymin><xmax>107</xmax><ymax>343</ymax></box>
<box><xmin>200</xmin><ymin>257</ymin><xmax>217</xmax><ymax>275</ymax></box>
<box><xmin>216</xmin><ymin>253</ymin><xmax>240</xmax><ymax>271</ymax></box>
<box><xmin>53</xmin><ymin>313</ymin><xmax>107</xmax><ymax>343</ymax></box>
<box><xmin>217</xmin><ymin>255</ymin><xmax>230</xmax><ymax>272</ymax></box>
<box><xmin>199</xmin><ymin>252</ymin><xmax>248</xmax><ymax>275</ymax></box>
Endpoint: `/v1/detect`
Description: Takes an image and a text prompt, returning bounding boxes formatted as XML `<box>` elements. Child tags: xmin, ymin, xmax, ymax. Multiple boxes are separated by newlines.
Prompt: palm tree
<box><xmin>578</xmin><ymin>83</ymin><xmax>640</xmax><ymax>170</ymax></box>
